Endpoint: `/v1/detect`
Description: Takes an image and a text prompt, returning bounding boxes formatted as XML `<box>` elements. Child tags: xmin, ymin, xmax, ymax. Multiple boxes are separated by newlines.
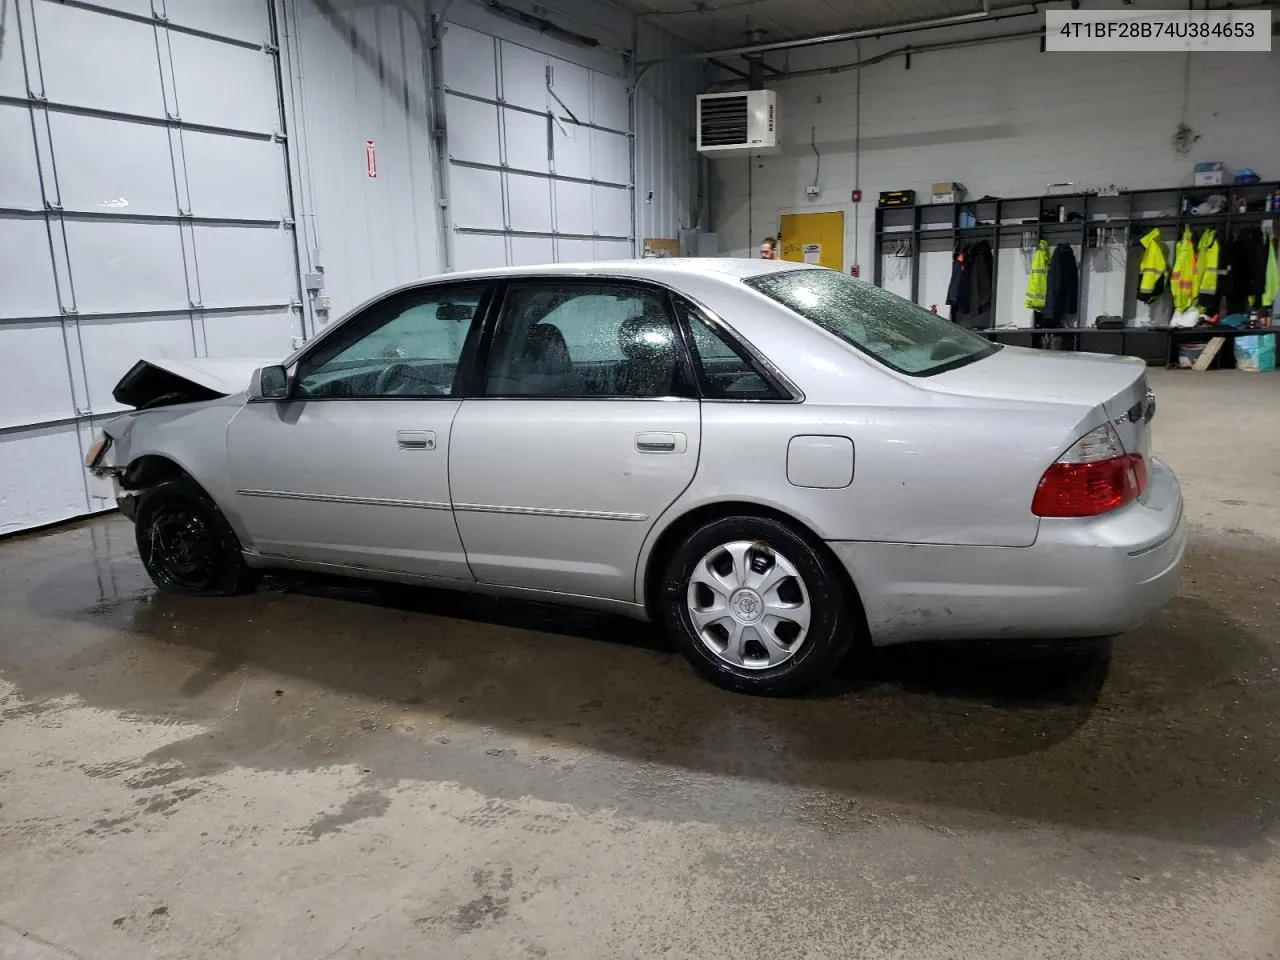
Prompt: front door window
<box><xmin>294</xmin><ymin>286</ymin><xmax>486</xmax><ymax>399</ymax></box>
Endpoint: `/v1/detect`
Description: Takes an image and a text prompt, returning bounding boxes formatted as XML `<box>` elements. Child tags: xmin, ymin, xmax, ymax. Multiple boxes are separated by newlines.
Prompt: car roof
<box><xmin>283</xmin><ymin>258</ymin><xmax>825</xmax><ymax>367</ymax></box>
<box><xmin>403</xmin><ymin>257</ymin><xmax>822</xmax><ymax>287</ymax></box>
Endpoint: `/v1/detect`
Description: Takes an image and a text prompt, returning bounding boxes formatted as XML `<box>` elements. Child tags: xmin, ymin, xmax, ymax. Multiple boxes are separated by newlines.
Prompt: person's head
<box><xmin>759</xmin><ymin>236</ymin><xmax>778</xmax><ymax>259</ymax></box>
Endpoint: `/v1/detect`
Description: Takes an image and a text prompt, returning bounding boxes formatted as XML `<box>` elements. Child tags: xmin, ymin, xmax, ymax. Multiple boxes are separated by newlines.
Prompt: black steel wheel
<box><xmin>135</xmin><ymin>478</ymin><xmax>256</xmax><ymax>596</ymax></box>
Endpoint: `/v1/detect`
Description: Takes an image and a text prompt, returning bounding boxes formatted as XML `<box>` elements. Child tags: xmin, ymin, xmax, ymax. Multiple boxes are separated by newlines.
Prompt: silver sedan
<box><xmin>88</xmin><ymin>259</ymin><xmax>1186</xmax><ymax>695</ymax></box>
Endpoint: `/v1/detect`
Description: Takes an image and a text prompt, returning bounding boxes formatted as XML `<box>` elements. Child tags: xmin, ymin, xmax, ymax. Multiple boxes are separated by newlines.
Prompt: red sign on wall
<box><xmin>365</xmin><ymin>139</ymin><xmax>377</xmax><ymax>179</ymax></box>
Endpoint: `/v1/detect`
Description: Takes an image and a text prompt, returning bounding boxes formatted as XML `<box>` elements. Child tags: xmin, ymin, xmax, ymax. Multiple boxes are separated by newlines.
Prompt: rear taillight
<box><xmin>1032</xmin><ymin>423</ymin><xmax>1148</xmax><ymax>518</ymax></box>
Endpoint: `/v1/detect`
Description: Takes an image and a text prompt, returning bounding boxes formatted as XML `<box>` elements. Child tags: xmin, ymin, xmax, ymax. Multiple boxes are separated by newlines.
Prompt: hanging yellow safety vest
<box><xmin>1263</xmin><ymin>238</ymin><xmax>1278</xmax><ymax>313</ymax></box>
<box><xmin>1136</xmin><ymin>229</ymin><xmax>1168</xmax><ymax>302</ymax></box>
<box><xmin>1195</xmin><ymin>228</ymin><xmax>1220</xmax><ymax>310</ymax></box>
<box><xmin>1170</xmin><ymin>228</ymin><xmax>1196</xmax><ymax>312</ymax></box>
<box><xmin>1025</xmin><ymin>239</ymin><xmax>1049</xmax><ymax>310</ymax></box>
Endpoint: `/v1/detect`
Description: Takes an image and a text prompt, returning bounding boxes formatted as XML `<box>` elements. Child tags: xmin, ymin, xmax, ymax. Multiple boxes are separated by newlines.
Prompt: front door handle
<box><xmin>635</xmin><ymin>431</ymin><xmax>686</xmax><ymax>454</ymax></box>
<box><xmin>397</xmin><ymin>430</ymin><xmax>436</xmax><ymax>450</ymax></box>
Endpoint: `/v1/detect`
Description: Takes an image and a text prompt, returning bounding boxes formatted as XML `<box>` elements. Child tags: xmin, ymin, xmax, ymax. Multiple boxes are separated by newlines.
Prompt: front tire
<box><xmin>134</xmin><ymin>478</ymin><xmax>257</xmax><ymax>596</ymax></box>
<box><xmin>658</xmin><ymin>515</ymin><xmax>855</xmax><ymax>696</ymax></box>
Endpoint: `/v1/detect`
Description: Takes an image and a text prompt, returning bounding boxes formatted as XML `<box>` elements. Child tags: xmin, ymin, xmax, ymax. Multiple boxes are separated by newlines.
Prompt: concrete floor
<box><xmin>1</xmin><ymin>368</ymin><xmax>1278</xmax><ymax>960</ymax></box>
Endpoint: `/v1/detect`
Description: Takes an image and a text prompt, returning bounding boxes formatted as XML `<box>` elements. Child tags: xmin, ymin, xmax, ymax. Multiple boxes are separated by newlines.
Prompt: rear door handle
<box><xmin>397</xmin><ymin>430</ymin><xmax>436</xmax><ymax>450</ymax></box>
<box><xmin>635</xmin><ymin>431</ymin><xmax>686</xmax><ymax>454</ymax></box>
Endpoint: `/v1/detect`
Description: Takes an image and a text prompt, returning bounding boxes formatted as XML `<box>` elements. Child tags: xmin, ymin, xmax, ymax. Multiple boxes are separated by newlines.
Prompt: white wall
<box><xmin>711</xmin><ymin>10</ymin><xmax>1280</xmax><ymax>328</ymax></box>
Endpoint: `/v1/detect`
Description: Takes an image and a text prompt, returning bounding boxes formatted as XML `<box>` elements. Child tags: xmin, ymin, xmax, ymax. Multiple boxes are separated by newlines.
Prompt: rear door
<box><xmin>448</xmin><ymin>279</ymin><xmax>701</xmax><ymax>601</ymax></box>
<box><xmin>225</xmin><ymin>283</ymin><xmax>491</xmax><ymax>579</ymax></box>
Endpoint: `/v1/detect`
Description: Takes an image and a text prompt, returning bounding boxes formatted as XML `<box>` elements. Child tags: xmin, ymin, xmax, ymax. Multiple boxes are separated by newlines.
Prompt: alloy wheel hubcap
<box><xmin>686</xmin><ymin>540</ymin><xmax>812</xmax><ymax>671</ymax></box>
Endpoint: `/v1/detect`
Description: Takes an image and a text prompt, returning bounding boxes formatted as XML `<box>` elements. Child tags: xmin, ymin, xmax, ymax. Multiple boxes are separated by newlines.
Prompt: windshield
<box><xmin>745</xmin><ymin>269</ymin><xmax>999</xmax><ymax>376</ymax></box>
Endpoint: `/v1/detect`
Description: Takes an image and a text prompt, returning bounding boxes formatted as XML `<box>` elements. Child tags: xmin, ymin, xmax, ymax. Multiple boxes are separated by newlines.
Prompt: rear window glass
<box><xmin>745</xmin><ymin>269</ymin><xmax>998</xmax><ymax>376</ymax></box>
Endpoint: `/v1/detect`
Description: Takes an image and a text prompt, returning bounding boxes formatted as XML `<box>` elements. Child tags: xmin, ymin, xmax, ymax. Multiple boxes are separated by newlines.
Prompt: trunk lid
<box><xmin>928</xmin><ymin>345</ymin><xmax>1154</xmax><ymax>457</ymax></box>
<box><xmin>113</xmin><ymin>356</ymin><xmax>276</xmax><ymax>409</ymax></box>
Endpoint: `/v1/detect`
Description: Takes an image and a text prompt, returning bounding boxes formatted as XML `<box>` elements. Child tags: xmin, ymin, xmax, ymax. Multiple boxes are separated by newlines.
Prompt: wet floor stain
<box><xmin>304</xmin><ymin>788</ymin><xmax>392</xmax><ymax>840</ymax></box>
<box><xmin>1</xmin><ymin>516</ymin><xmax>1279</xmax><ymax>858</ymax></box>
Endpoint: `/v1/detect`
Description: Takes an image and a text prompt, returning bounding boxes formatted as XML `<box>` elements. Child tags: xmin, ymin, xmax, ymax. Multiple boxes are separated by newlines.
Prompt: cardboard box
<box><xmin>931</xmin><ymin>181</ymin><xmax>967</xmax><ymax>204</ymax></box>
<box><xmin>1193</xmin><ymin>161</ymin><xmax>1231</xmax><ymax>187</ymax></box>
<box><xmin>641</xmin><ymin>238</ymin><xmax>681</xmax><ymax>258</ymax></box>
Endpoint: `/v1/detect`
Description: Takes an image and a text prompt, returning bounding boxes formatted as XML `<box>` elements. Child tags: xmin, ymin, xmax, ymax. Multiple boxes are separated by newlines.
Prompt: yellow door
<box><xmin>779</xmin><ymin>212</ymin><xmax>844</xmax><ymax>271</ymax></box>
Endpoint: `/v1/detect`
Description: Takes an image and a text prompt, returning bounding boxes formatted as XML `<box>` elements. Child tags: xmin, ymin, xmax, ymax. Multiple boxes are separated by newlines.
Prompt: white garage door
<box><xmin>441</xmin><ymin>23</ymin><xmax>634</xmax><ymax>271</ymax></box>
<box><xmin>0</xmin><ymin>0</ymin><xmax>302</xmax><ymax>534</ymax></box>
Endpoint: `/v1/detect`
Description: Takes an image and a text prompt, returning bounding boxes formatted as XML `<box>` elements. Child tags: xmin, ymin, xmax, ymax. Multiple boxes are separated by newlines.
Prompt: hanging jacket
<box><xmin>1025</xmin><ymin>239</ymin><xmax>1050</xmax><ymax>311</ymax></box>
<box><xmin>1225</xmin><ymin>227</ymin><xmax>1269</xmax><ymax>312</ymax></box>
<box><xmin>946</xmin><ymin>243</ymin><xmax>969</xmax><ymax>312</ymax></box>
<box><xmin>1136</xmin><ymin>228</ymin><xmax>1168</xmax><ymax>302</ymax></box>
<box><xmin>1042</xmin><ymin>243</ymin><xmax>1079</xmax><ymax>322</ymax></box>
<box><xmin>970</xmin><ymin>240</ymin><xmax>994</xmax><ymax>313</ymax></box>
<box><xmin>1196</xmin><ymin>228</ymin><xmax>1220</xmax><ymax>310</ymax></box>
<box><xmin>1264</xmin><ymin>238</ymin><xmax>1279</xmax><ymax>312</ymax></box>
<box><xmin>1171</xmin><ymin>228</ymin><xmax>1196</xmax><ymax>312</ymax></box>
<box><xmin>946</xmin><ymin>239</ymin><xmax>994</xmax><ymax>316</ymax></box>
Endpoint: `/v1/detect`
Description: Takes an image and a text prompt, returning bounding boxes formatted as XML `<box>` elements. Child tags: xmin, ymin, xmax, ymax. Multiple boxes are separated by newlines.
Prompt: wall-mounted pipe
<box><xmin>639</xmin><ymin>6</ymin><xmax>1039</xmax><ymax>64</ymax></box>
<box><xmin>702</xmin><ymin>26</ymin><xmax>1044</xmax><ymax>90</ymax></box>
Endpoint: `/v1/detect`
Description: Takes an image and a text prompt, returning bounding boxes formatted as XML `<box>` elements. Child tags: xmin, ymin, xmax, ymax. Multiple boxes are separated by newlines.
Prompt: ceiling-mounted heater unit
<box><xmin>696</xmin><ymin>89</ymin><xmax>780</xmax><ymax>158</ymax></box>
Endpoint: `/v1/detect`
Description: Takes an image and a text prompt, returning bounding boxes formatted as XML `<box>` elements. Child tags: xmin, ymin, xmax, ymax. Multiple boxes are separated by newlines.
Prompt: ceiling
<box><xmin>612</xmin><ymin>0</ymin><xmax>1002</xmax><ymax>48</ymax></box>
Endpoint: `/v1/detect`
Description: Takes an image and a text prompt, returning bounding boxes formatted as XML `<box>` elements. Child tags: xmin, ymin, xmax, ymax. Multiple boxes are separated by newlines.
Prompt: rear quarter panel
<box><xmin>658</xmin><ymin>396</ymin><xmax>1079</xmax><ymax>548</ymax></box>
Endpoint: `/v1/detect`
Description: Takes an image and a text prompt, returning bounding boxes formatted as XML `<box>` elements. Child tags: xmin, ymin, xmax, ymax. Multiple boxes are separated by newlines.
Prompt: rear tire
<box><xmin>134</xmin><ymin>478</ymin><xmax>257</xmax><ymax>597</ymax></box>
<box><xmin>657</xmin><ymin>515</ymin><xmax>855</xmax><ymax>696</ymax></box>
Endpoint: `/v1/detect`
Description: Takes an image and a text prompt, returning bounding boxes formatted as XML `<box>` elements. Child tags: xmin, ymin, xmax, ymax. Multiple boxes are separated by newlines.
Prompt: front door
<box><xmin>779</xmin><ymin>211</ymin><xmax>845</xmax><ymax>271</ymax></box>
<box><xmin>225</xmin><ymin>283</ymin><xmax>490</xmax><ymax>580</ymax></box>
<box><xmin>449</xmin><ymin>279</ymin><xmax>701</xmax><ymax>602</ymax></box>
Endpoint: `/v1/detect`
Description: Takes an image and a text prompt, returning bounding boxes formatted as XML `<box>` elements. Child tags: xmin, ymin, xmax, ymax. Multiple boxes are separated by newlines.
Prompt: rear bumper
<box><xmin>829</xmin><ymin>458</ymin><xmax>1186</xmax><ymax>645</ymax></box>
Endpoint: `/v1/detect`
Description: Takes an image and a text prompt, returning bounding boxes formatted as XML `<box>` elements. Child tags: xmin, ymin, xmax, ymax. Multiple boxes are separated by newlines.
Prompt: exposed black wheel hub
<box><xmin>147</xmin><ymin>505</ymin><xmax>217</xmax><ymax>591</ymax></box>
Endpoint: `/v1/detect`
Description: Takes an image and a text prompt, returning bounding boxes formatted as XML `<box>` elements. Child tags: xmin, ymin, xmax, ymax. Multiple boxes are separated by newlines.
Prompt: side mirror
<box><xmin>248</xmin><ymin>365</ymin><xmax>290</xmax><ymax>401</ymax></box>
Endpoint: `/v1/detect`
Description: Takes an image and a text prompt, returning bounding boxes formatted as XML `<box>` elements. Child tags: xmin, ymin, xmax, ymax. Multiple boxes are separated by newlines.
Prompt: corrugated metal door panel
<box><xmin>84</xmin><ymin>0</ymin><xmax>152</xmax><ymax>17</ymax></box>
<box><xmin>78</xmin><ymin>315</ymin><xmax>197</xmax><ymax>415</ymax></box>
<box><xmin>0</xmin><ymin>106</ymin><xmax>42</xmax><ymax>208</ymax></box>
<box><xmin>33</xmin><ymin>4</ymin><xmax>167</xmax><ymax>118</ymax></box>
<box><xmin>0</xmin><ymin>322</ymin><xmax>77</xmax><ymax>430</ymax></box>
<box><xmin>591</xmin><ymin>128</ymin><xmax>630</xmax><ymax>185</ymax></box>
<box><xmin>502</xmin><ymin>108</ymin><xmax>549</xmax><ymax>175</ymax></box>
<box><xmin>442</xmin><ymin>14</ymin><xmax>636</xmax><ymax>270</ymax></box>
<box><xmin>553</xmin><ymin>180</ymin><xmax>593</xmax><ymax>236</ymax></box>
<box><xmin>510</xmin><ymin>237</ymin><xmax>555</xmax><ymax>267</ymax></box>
<box><xmin>62</xmin><ymin>221</ymin><xmax>190</xmax><ymax>314</ymax></box>
<box><xmin>594</xmin><ymin>186</ymin><xmax>631</xmax><ymax>238</ymax></box>
<box><xmin>47</xmin><ymin>115</ymin><xmax>177</xmax><ymax>217</ymax></box>
<box><xmin>182</xmin><ymin>133</ymin><xmax>288</xmax><ymax>221</ymax></box>
<box><xmin>499</xmin><ymin>42</ymin><xmax>548</xmax><ymax>113</ymax></box>
<box><xmin>163</xmin><ymin>0</ymin><xmax>270</xmax><ymax>44</ymax></box>
<box><xmin>203</xmin><ymin>309</ymin><xmax>297</xmax><ymax>358</ymax></box>
<box><xmin>590</xmin><ymin>73</ymin><xmax>629</xmax><ymax>132</ymax></box>
<box><xmin>0</xmin><ymin>0</ymin><xmax>302</xmax><ymax>534</ymax></box>
<box><xmin>168</xmin><ymin>33</ymin><xmax>280</xmax><ymax>133</ymax></box>
<box><xmin>0</xmin><ymin>219</ymin><xmax>59</xmax><ymax>319</ymax></box>
<box><xmin>451</xmin><ymin>167</ymin><xmax>506</xmax><ymax>231</ymax></box>
<box><xmin>446</xmin><ymin>97</ymin><xmax>501</xmax><ymax>164</ymax></box>
<box><xmin>453</xmin><ymin>234</ymin><xmax>508</xmax><ymax>272</ymax></box>
<box><xmin>552</xmin><ymin>124</ymin><xmax>592</xmax><ymax>180</ymax></box>
<box><xmin>547</xmin><ymin>57</ymin><xmax>590</xmax><ymax>122</ymax></box>
<box><xmin>442</xmin><ymin>24</ymin><xmax>497</xmax><ymax>99</ymax></box>
<box><xmin>0</xmin><ymin>426</ymin><xmax>89</xmax><ymax>537</ymax></box>
<box><xmin>556</xmin><ymin>238</ymin><xmax>594</xmax><ymax>263</ymax></box>
<box><xmin>191</xmin><ymin>225</ymin><xmax>296</xmax><ymax>308</ymax></box>
<box><xmin>507</xmin><ymin>174</ymin><xmax>554</xmax><ymax>233</ymax></box>
<box><xmin>595</xmin><ymin>240</ymin><xmax>633</xmax><ymax>260</ymax></box>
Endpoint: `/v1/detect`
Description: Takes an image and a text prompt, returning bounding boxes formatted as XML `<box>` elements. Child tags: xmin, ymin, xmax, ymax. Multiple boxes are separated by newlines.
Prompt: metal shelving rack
<box><xmin>872</xmin><ymin>179</ymin><xmax>1280</xmax><ymax>322</ymax></box>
